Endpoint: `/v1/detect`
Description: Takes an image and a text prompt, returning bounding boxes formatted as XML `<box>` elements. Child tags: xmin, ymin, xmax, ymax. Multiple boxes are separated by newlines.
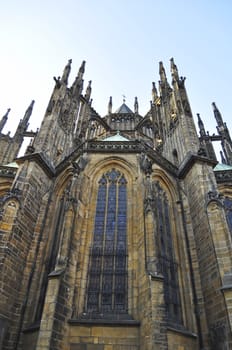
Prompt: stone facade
<box><xmin>0</xmin><ymin>59</ymin><xmax>232</xmax><ymax>350</ymax></box>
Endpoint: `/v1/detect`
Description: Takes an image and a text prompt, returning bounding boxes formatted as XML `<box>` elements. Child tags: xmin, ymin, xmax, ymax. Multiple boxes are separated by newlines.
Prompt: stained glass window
<box><xmin>86</xmin><ymin>169</ymin><xmax>128</xmax><ymax>316</ymax></box>
<box><xmin>153</xmin><ymin>182</ymin><xmax>182</xmax><ymax>325</ymax></box>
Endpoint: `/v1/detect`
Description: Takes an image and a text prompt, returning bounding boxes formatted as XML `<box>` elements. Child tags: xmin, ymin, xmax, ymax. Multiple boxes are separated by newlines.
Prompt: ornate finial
<box><xmin>170</xmin><ymin>57</ymin><xmax>179</xmax><ymax>80</ymax></box>
<box><xmin>197</xmin><ymin>113</ymin><xmax>206</xmax><ymax>137</ymax></box>
<box><xmin>134</xmin><ymin>96</ymin><xmax>139</xmax><ymax>114</ymax></box>
<box><xmin>61</xmin><ymin>59</ymin><xmax>72</xmax><ymax>84</ymax></box>
<box><xmin>79</xmin><ymin>60</ymin><xmax>86</xmax><ymax>74</ymax></box>
<box><xmin>212</xmin><ymin>102</ymin><xmax>223</xmax><ymax>127</ymax></box>
<box><xmin>85</xmin><ymin>80</ymin><xmax>92</xmax><ymax>102</ymax></box>
<box><xmin>108</xmin><ymin>96</ymin><xmax>112</xmax><ymax>114</ymax></box>
<box><xmin>23</xmin><ymin>100</ymin><xmax>35</xmax><ymax>123</ymax></box>
<box><xmin>159</xmin><ymin>61</ymin><xmax>167</xmax><ymax>82</ymax></box>
<box><xmin>4</xmin><ymin>108</ymin><xmax>11</xmax><ymax>117</ymax></box>
<box><xmin>152</xmin><ymin>82</ymin><xmax>158</xmax><ymax>103</ymax></box>
<box><xmin>71</xmin><ymin>60</ymin><xmax>86</xmax><ymax>96</ymax></box>
<box><xmin>122</xmin><ymin>95</ymin><xmax>126</xmax><ymax>103</ymax></box>
<box><xmin>0</xmin><ymin>108</ymin><xmax>11</xmax><ymax>132</ymax></box>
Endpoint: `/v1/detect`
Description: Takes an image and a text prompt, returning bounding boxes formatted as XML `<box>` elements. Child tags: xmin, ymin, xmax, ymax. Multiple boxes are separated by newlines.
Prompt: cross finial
<box><xmin>122</xmin><ymin>94</ymin><xmax>126</xmax><ymax>103</ymax></box>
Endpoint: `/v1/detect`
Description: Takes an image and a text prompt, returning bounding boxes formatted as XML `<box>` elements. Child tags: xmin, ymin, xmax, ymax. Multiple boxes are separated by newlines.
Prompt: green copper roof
<box><xmin>114</xmin><ymin>103</ymin><xmax>133</xmax><ymax>114</ymax></box>
<box><xmin>214</xmin><ymin>163</ymin><xmax>232</xmax><ymax>171</ymax></box>
<box><xmin>103</xmin><ymin>131</ymin><xmax>130</xmax><ymax>142</ymax></box>
<box><xmin>4</xmin><ymin>161</ymin><xmax>19</xmax><ymax>168</ymax></box>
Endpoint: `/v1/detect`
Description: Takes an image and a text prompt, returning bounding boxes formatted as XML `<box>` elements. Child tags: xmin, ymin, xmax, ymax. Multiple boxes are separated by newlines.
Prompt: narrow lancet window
<box><xmin>85</xmin><ymin>169</ymin><xmax>128</xmax><ymax>317</ymax></box>
<box><xmin>153</xmin><ymin>182</ymin><xmax>182</xmax><ymax>325</ymax></box>
<box><xmin>224</xmin><ymin>197</ymin><xmax>232</xmax><ymax>234</ymax></box>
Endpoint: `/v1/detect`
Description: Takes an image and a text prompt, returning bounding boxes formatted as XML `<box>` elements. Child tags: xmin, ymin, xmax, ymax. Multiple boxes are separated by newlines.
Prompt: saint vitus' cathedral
<box><xmin>0</xmin><ymin>59</ymin><xmax>232</xmax><ymax>350</ymax></box>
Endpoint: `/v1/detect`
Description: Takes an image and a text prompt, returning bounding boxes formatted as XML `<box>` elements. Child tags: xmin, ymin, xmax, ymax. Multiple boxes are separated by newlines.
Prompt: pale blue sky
<box><xmin>0</xmin><ymin>0</ymin><xmax>231</xmax><ymax>158</ymax></box>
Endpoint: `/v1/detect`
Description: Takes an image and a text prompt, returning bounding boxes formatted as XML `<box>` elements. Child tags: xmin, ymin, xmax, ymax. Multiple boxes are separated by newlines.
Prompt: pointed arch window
<box><xmin>85</xmin><ymin>169</ymin><xmax>128</xmax><ymax>316</ymax></box>
<box><xmin>153</xmin><ymin>182</ymin><xmax>182</xmax><ymax>325</ymax></box>
<box><xmin>224</xmin><ymin>197</ymin><xmax>232</xmax><ymax>234</ymax></box>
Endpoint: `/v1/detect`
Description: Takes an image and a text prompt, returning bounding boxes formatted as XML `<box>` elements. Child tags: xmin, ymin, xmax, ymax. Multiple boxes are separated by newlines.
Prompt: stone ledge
<box><xmin>16</xmin><ymin>152</ymin><xmax>55</xmax><ymax>178</ymax></box>
<box><xmin>22</xmin><ymin>323</ymin><xmax>40</xmax><ymax>333</ymax></box>
<box><xmin>149</xmin><ymin>272</ymin><xmax>164</xmax><ymax>282</ymax></box>
<box><xmin>220</xmin><ymin>284</ymin><xmax>232</xmax><ymax>291</ymax></box>
<box><xmin>167</xmin><ymin>325</ymin><xmax>197</xmax><ymax>338</ymax></box>
<box><xmin>68</xmin><ymin>319</ymin><xmax>140</xmax><ymax>327</ymax></box>
<box><xmin>0</xmin><ymin>166</ymin><xmax>18</xmax><ymax>178</ymax></box>
<box><xmin>178</xmin><ymin>152</ymin><xmax>217</xmax><ymax>179</ymax></box>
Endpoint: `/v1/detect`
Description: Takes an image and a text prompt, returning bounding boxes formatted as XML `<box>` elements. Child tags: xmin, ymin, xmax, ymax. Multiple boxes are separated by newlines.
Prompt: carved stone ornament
<box><xmin>207</xmin><ymin>190</ymin><xmax>223</xmax><ymax>205</ymax></box>
<box><xmin>140</xmin><ymin>153</ymin><xmax>153</xmax><ymax>174</ymax></box>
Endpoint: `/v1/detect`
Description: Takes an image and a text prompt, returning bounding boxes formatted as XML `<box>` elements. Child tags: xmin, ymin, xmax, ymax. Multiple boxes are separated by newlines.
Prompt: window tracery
<box><xmin>153</xmin><ymin>181</ymin><xmax>182</xmax><ymax>324</ymax></box>
<box><xmin>85</xmin><ymin>169</ymin><xmax>128</xmax><ymax>316</ymax></box>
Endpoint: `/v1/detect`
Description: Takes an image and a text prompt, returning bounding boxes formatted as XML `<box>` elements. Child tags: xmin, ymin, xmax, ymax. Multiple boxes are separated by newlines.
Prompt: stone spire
<box><xmin>23</xmin><ymin>100</ymin><xmax>34</xmax><ymax>123</ymax></box>
<box><xmin>108</xmin><ymin>96</ymin><xmax>112</xmax><ymax>114</ymax></box>
<box><xmin>134</xmin><ymin>97</ymin><xmax>139</xmax><ymax>114</ymax></box>
<box><xmin>158</xmin><ymin>61</ymin><xmax>171</xmax><ymax>100</ymax></box>
<box><xmin>0</xmin><ymin>108</ymin><xmax>10</xmax><ymax>132</ymax></box>
<box><xmin>20</xmin><ymin>100</ymin><xmax>34</xmax><ymax>130</ymax></box>
<box><xmin>197</xmin><ymin>113</ymin><xmax>206</xmax><ymax>137</ymax></box>
<box><xmin>159</xmin><ymin>61</ymin><xmax>168</xmax><ymax>85</ymax></box>
<box><xmin>61</xmin><ymin>59</ymin><xmax>72</xmax><ymax>85</ymax></box>
<box><xmin>85</xmin><ymin>81</ymin><xmax>92</xmax><ymax>102</ymax></box>
<box><xmin>170</xmin><ymin>57</ymin><xmax>179</xmax><ymax>81</ymax></box>
<box><xmin>212</xmin><ymin>102</ymin><xmax>223</xmax><ymax>127</ymax></box>
<box><xmin>15</xmin><ymin>100</ymin><xmax>34</xmax><ymax>138</ymax></box>
<box><xmin>72</xmin><ymin>61</ymin><xmax>86</xmax><ymax>96</ymax></box>
<box><xmin>152</xmin><ymin>82</ymin><xmax>158</xmax><ymax>103</ymax></box>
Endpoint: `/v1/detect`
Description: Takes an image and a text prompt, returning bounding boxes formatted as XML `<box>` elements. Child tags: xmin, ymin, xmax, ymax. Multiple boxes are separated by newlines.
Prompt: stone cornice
<box><xmin>86</xmin><ymin>140</ymin><xmax>142</xmax><ymax>153</ymax></box>
<box><xmin>214</xmin><ymin>169</ymin><xmax>232</xmax><ymax>183</ymax></box>
<box><xmin>55</xmin><ymin>140</ymin><xmax>179</xmax><ymax>178</ymax></box>
<box><xmin>141</xmin><ymin>142</ymin><xmax>178</xmax><ymax>177</ymax></box>
<box><xmin>16</xmin><ymin>152</ymin><xmax>55</xmax><ymax>178</ymax></box>
<box><xmin>0</xmin><ymin>165</ymin><xmax>18</xmax><ymax>178</ymax></box>
<box><xmin>178</xmin><ymin>153</ymin><xmax>218</xmax><ymax>179</ymax></box>
<box><xmin>68</xmin><ymin>319</ymin><xmax>140</xmax><ymax>327</ymax></box>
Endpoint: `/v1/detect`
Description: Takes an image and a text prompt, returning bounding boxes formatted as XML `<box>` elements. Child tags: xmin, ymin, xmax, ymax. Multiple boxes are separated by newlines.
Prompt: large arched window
<box><xmin>85</xmin><ymin>169</ymin><xmax>128</xmax><ymax>317</ymax></box>
<box><xmin>153</xmin><ymin>181</ymin><xmax>182</xmax><ymax>325</ymax></box>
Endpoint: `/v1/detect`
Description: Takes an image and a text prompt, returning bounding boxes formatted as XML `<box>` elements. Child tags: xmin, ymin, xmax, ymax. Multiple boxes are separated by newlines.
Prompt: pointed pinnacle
<box><xmin>79</xmin><ymin>60</ymin><xmax>86</xmax><ymax>74</ymax></box>
<box><xmin>159</xmin><ymin>61</ymin><xmax>167</xmax><ymax>81</ymax></box>
<box><xmin>85</xmin><ymin>80</ymin><xmax>92</xmax><ymax>102</ymax></box>
<box><xmin>197</xmin><ymin>113</ymin><xmax>206</xmax><ymax>136</ymax></box>
<box><xmin>0</xmin><ymin>108</ymin><xmax>11</xmax><ymax>131</ymax></box>
<box><xmin>108</xmin><ymin>96</ymin><xmax>112</xmax><ymax>114</ymax></box>
<box><xmin>152</xmin><ymin>82</ymin><xmax>158</xmax><ymax>102</ymax></box>
<box><xmin>61</xmin><ymin>59</ymin><xmax>72</xmax><ymax>84</ymax></box>
<box><xmin>3</xmin><ymin>108</ymin><xmax>11</xmax><ymax>118</ymax></box>
<box><xmin>24</xmin><ymin>100</ymin><xmax>35</xmax><ymax>121</ymax></box>
<box><xmin>134</xmin><ymin>96</ymin><xmax>139</xmax><ymax>114</ymax></box>
<box><xmin>212</xmin><ymin>102</ymin><xmax>223</xmax><ymax>126</ymax></box>
<box><xmin>170</xmin><ymin>57</ymin><xmax>179</xmax><ymax>80</ymax></box>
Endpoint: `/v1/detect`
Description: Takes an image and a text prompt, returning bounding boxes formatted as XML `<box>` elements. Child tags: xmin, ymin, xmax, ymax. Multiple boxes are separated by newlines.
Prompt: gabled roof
<box><xmin>114</xmin><ymin>103</ymin><xmax>133</xmax><ymax>114</ymax></box>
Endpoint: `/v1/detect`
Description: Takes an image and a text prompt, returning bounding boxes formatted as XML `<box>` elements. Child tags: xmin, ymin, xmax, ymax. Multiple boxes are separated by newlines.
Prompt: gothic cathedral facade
<box><xmin>0</xmin><ymin>59</ymin><xmax>232</xmax><ymax>350</ymax></box>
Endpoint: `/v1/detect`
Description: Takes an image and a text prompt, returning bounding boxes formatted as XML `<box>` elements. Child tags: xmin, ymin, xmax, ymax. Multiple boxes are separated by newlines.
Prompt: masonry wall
<box><xmin>0</xmin><ymin>160</ymin><xmax>52</xmax><ymax>350</ymax></box>
<box><xmin>183</xmin><ymin>161</ymin><xmax>232</xmax><ymax>348</ymax></box>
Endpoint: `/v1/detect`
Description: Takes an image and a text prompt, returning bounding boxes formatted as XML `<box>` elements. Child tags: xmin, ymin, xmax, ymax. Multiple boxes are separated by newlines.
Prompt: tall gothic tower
<box><xmin>0</xmin><ymin>59</ymin><xmax>232</xmax><ymax>350</ymax></box>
